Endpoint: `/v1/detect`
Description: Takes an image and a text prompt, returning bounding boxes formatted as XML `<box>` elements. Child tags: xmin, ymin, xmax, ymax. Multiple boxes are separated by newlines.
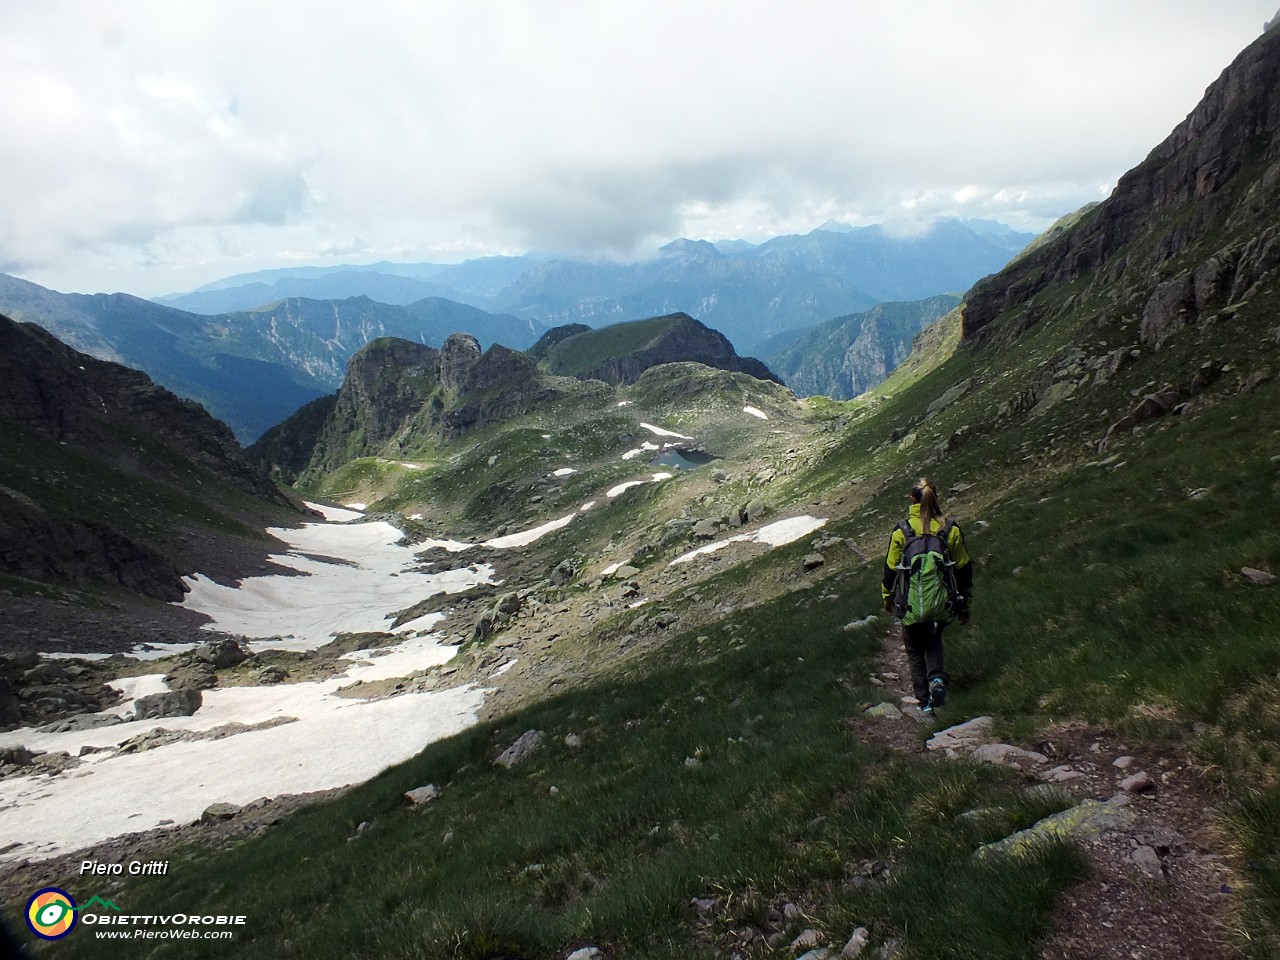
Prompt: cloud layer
<box><xmin>4</xmin><ymin>1</ymin><xmax>1277</xmax><ymax>295</ymax></box>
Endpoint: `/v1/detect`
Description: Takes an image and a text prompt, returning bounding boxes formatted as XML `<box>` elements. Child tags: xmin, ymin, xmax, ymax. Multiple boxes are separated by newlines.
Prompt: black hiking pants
<box><xmin>902</xmin><ymin>621</ymin><xmax>950</xmax><ymax>704</ymax></box>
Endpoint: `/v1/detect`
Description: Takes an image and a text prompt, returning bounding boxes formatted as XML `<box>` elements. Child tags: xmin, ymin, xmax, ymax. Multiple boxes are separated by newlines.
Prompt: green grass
<box><xmin>36</xmin><ymin>583</ymin><xmax>1085</xmax><ymax>960</ymax></box>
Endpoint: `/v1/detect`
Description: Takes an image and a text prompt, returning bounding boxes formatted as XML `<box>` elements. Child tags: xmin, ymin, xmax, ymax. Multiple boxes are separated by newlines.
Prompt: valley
<box><xmin>4</xmin><ymin>17</ymin><xmax>1280</xmax><ymax>960</ymax></box>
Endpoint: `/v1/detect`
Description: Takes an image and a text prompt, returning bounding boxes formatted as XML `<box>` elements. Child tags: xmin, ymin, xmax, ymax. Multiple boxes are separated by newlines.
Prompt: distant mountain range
<box><xmin>764</xmin><ymin>294</ymin><xmax>963</xmax><ymax>399</ymax></box>
<box><xmin>0</xmin><ymin>274</ymin><xmax>545</xmax><ymax>442</ymax></box>
<box><xmin>0</xmin><ymin>219</ymin><xmax>1032</xmax><ymax>442</ymax></box>
<box><xmin>159</xmin><ymin>219</ymin><xmax>1033</xmax><ymax>354</ymax></box>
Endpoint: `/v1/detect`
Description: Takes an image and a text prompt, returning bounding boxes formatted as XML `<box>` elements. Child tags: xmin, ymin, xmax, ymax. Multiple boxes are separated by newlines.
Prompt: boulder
<box><xmin>193</xmin><ymin>639</ymin><xmax>249</xmax><ymax>669</ymax></box>
<box><xmin>495</xmin><ymin>729</ymin><xmax>543</xmax><ymax>769</ymax></box>
<box><xmin>405</xmin><ymin>784</ymin><xmax>441</xmax><ymax>806</ymax></box>
<box><xmin>134</xmin><ymin>688</ymin><xmax>202</xmax><ymax>720</ymax></box>
<box><xmin>975</xmin><ymin>799</ymin><xmax>1136</xmax><ymax>859</ymax></box>
<box><xmin>200</xmin><ymin>802</ymin><xmax>242</xmax><ymax>823</ymax></box>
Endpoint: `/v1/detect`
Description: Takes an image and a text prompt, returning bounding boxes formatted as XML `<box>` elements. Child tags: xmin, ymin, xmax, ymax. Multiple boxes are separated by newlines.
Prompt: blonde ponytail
<box><xmin>914</xmin><ymin>477</ymin><xmax>944</xmax><ymax>534</ymax></box>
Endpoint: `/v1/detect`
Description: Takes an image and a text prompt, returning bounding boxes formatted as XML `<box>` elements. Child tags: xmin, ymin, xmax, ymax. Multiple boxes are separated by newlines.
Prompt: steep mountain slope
<box><xmin>0</xmin><ymin>315</ymin><xmax>299</xmax><ymax>603</ymax></box>
<box><xmin>765</xmin><ymin>294</ymin><xmax>961</xmax><ymax>398</ymax></box>
<box><xmin>0</xmin><ymin>277</ymin><xmax>545</xmax><ymax>441</ymax></box>
<box><xmin>250</xmin><ymin>333</ymin><xmax>572</xmax><ymax>486</ymax></box>
<box><xmin>530</xmin><ymin>312</ymin><xmax>781</xmax><ymax>386</ymax></box>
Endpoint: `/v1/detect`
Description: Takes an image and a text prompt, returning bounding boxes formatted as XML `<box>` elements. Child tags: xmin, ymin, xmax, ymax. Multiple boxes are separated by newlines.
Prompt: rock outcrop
<box><xmin>963</xmin><ymin>24</ymin><xmax>1280</xmax><ymax>348</ymax></box>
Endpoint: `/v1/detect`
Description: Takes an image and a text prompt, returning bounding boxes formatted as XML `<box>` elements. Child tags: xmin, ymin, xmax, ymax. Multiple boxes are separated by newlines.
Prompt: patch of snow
<box><xmin>177</xmin><ymin>513</ymin><xmax>495</xmax><ymax>652</ymax></box>
<box><xmin>622</xmin><ymin>442</ymin><xmax>660</xmax><ymax>460</ymax></box>
<box><xmin>551</xmin><ymin>468</ymin><xmax>577</xmax><ymax>477</ymax></box>
<box><xmin>0</xmin><ymin>678</ymin><xmax>486</xmax><ymax>862</ymax></box>
<box><xmin>407</xmin><ymin>513</ymin><xmax>424</xmax><ymax>521</ymax></box>
<box><xmin>397</xmin><ymin>462</ymin><xmax>424</xmax><ymax>470</ymax></box>
<box><xmin>306</xmin><ymin>502</ymin><xmax>363</xmax><ymax>522</ymax></box>
<box><xmin>579</xmin><ymin>501</ymin><xmax>597</xmax><ymax>512</ymax></box>
<box><xmin>743</xmin><ymin>405</ymin><xmax>769</xmax><ymax>420</ymax></box>
<box><xmin>483</xmin><ymin>513</ymin><xmax>576</xmax><ymax>549</ymax></box>
<box><xmin>600</xmin><ymin>562</ymin><xmax>623</xmax><ymax>577</ymax></box>
<box><xmin>490</xmin><ymin>659</ymin><xmax>518</xmax><ymax>678</ymax></box>
<box><xmin>40</xmin><ymin>652</ymin><xmax>112</xmax><ymax>662</ymax></box>
<box><xmin>417</xmin><ymin>538</ymin><xmax>475</xmax><ymax>553</ymax></box>
<box><xmin>607</xmin><ymin>472</ymin><xmax>672</xmax><ymax>499</ymax></box>
<box><xmin>669</xmin><ymin>516</ymin><xmax>828</xmax><ymax>565</ymax></box>
<box><xmin>640</xmin><ymin>422</ymin><xmax>693</xmax><ymax>440</ymax></box>
<box><xmin>344</xmin><ymin>502</ymin><xmax>367</xmax><ymax>511</ymax></box>
<box><xmin>617</xmin><ymin>400</ymin><xmax>633</xmax><ymax>407</ymax></box>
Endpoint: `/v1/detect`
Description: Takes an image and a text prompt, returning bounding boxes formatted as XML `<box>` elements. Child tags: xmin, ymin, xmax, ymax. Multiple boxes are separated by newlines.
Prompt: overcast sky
<box><xmin>3</xmin><ymin>1</ymin><xmax>1278</xmax><ymax>298</ymax></box>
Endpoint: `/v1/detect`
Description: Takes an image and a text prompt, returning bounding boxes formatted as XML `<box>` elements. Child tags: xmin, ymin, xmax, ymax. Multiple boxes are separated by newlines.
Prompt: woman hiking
<box><xmin>881</xmin><ymin>478</ymin><xmax>974</xmax><ymax>713</ymax></box>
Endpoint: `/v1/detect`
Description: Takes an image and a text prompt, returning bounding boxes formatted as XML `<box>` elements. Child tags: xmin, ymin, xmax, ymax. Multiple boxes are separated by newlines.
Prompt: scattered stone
<box><xmin>564</xmin><ymin>733</ymin><xmax>582</xmax><ymax>748</ymax></box>
<box><xmin>792</xmin><ymin>929</ymin><xmax>823</xmax><ymax>950</ymax></box>
<box><xmin>802</xmin><ymin>553</ymin><xmax>826</xmax><ymax>570</ymax></box>
<box><xmin>864</xmin><ymin>702</ymin><xmax>903</xmax><ymax>721</ymax></box>
<box><xmin>405</xmin><ymin>784</ymin><xmax>441</xmax><ymax>806</ymax></box>
<box><xmin>1242</xmin><ymin>567</ymin><xmax>1277</xmax><ymax>586</ymax></box>
<box><xmin>549</xmin><ymin>560</ymin><xmax>577</xmax><ymax>587</ymax></box>
<box><xmin>1132</xmin><ymin>844</ymin><xmax>1164</xmax><ymax>880</ymax></box>
<box><xmin>256</xmin><ymin>665</ymin><xmax>288</xmax><ymax>685</ymax></box>
<box><xmin>798</xmin><ymin>951</ymin><xmax>835</xmax><ymax>960</ymax></box>
<box><xmin>926</xmin><ymin>716</ymin><xmax>994</xmax><ymax>755</ymax></box>
<box><xmin>565</xmin><ymin>947</ymin><xmax>602</xmax><ymax>960</ymax></box>
<box><xmin>1120</xmin><ymin>771</ymin><xmax>1157</xmax><ymax>795</ymax></box>
<box><xmin>692</xmin><ymin>519</ymin><xmax>719</xmax><ymax>539</ymax></box>
<box><xmin>1113</xmin><ymin>755</ymin><xmax>1137</xmax><ymax>770</ymax></box>
<box><xmin>842</xmin><ymin>926</ymin><xmax>871</xmax><ymax>958</ymax></box>
<box><xmin>1046</xmin><ymin>765</ymin><xmax>1083</xmax><ymax>782</ymax></box>
<box><xmin>495</xmin><ymin>729</ymin><xmax>544</xmax><ymax>769</ymax></box>
<box><xmin>970</xmin><ymin>743</ymin><xmax>1050</xmax><ymax>768</ymax></box>
<box><xmin>614</xmin><ymin>565</ymin><xmax>639</xmax><ymax>579</ymax></box>
<box><xmin>843</xmin><ymin>615</ymin><xmax>878</xmax><ymax>631</ymax></box>
<box><xmin>200</xmin><ymin>802</ymin><xmax>242</xmax><ymax>823</ymax></box>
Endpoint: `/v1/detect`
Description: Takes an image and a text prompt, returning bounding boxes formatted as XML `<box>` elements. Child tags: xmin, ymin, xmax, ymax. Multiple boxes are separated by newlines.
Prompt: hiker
<box><xmin>881</xmin><ymin>477</ymin><xmax>973</xmax><ymax>713</ymax></box>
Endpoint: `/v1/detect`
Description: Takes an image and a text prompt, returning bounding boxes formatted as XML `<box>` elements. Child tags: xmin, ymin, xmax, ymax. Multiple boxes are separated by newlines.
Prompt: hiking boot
<box><xmin>928</xmin><ymin>678</ymin><xmax>947</xmax><ymax>709</ymax></box>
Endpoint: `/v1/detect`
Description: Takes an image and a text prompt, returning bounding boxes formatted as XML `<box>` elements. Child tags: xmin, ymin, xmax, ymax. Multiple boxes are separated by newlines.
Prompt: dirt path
<box><xmin>860</xmin><ymin>625</ymin><xmax>1239</xmax><ymax>960</ymax></box>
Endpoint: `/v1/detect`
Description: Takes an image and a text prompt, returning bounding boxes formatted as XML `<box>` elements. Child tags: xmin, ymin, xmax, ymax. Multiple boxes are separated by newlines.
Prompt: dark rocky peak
<box><xmin>0</xmin><ymin>315</ymin><xmax>284</xmax><ymax>504</ymax></box>
<box><xmin>463</xmin><ymin>343</ymin><xmax>539</xmax><ymax>394</ymax></box>
<box><xmin>964</xmin><ymin>25</ymin><xmax>1280</xmax><ymax>346</ymax></box>
<box><xmin>528</xmin><ymin>323</ymin><xmax>593</xmax><ymax>360</ymax></box>
<box><xmin>438</xmin><ymin>332</ymin><xmax>483</xmax><ymax>394</ymax></box>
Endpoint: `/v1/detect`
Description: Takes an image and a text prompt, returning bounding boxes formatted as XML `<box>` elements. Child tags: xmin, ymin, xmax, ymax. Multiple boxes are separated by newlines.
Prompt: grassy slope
<box><xmin>21</xmin><ymin>287</ymin><xmax>1280</xmax><ymax>957</ymax></box>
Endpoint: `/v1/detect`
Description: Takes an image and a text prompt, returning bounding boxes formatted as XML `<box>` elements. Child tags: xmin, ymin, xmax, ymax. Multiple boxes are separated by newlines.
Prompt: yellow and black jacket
<box><xmin>880</xmin><ymin>503</ymin><xmax>974</xmax><ymax>607</ymax></box>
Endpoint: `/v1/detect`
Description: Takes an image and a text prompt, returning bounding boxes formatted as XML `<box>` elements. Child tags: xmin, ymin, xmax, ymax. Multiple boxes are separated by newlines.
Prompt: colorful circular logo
<box><xmin>26</xmin><ymin>887</ymin><xmax>77</xmax><ymax>940</ymax></box>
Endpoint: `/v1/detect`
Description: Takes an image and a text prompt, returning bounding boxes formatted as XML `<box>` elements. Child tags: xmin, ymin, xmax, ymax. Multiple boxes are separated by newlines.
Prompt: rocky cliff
<box><xmin>252</xmin><ymin>333</ymin><xmax>556</xmax><ymax>483</ymax></box>
<box><xmin>964</xmin><ymin>24</ymin><xmax>1280</xmax><ymax>350</ymax></box>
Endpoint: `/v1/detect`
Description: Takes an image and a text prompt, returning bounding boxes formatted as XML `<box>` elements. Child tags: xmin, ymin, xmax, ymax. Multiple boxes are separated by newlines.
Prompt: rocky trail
<box><xmin>854</xmin><ymin>625</ymin><xmax>1237</xmax><ymax>960</ymax></box>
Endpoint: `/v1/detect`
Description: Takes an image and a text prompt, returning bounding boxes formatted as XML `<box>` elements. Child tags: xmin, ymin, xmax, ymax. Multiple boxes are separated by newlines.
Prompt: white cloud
<box><xmin>3</xmin><ymin>0</ymin><xmax>1276</xmax><ymax>295</ymax></box>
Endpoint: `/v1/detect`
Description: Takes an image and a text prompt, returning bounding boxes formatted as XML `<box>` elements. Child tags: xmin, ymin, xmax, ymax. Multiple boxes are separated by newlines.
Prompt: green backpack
<box><xmin>891</xmin><ymin>518</ymin><xmax>962</xmax><ymax>626</ymax></box>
